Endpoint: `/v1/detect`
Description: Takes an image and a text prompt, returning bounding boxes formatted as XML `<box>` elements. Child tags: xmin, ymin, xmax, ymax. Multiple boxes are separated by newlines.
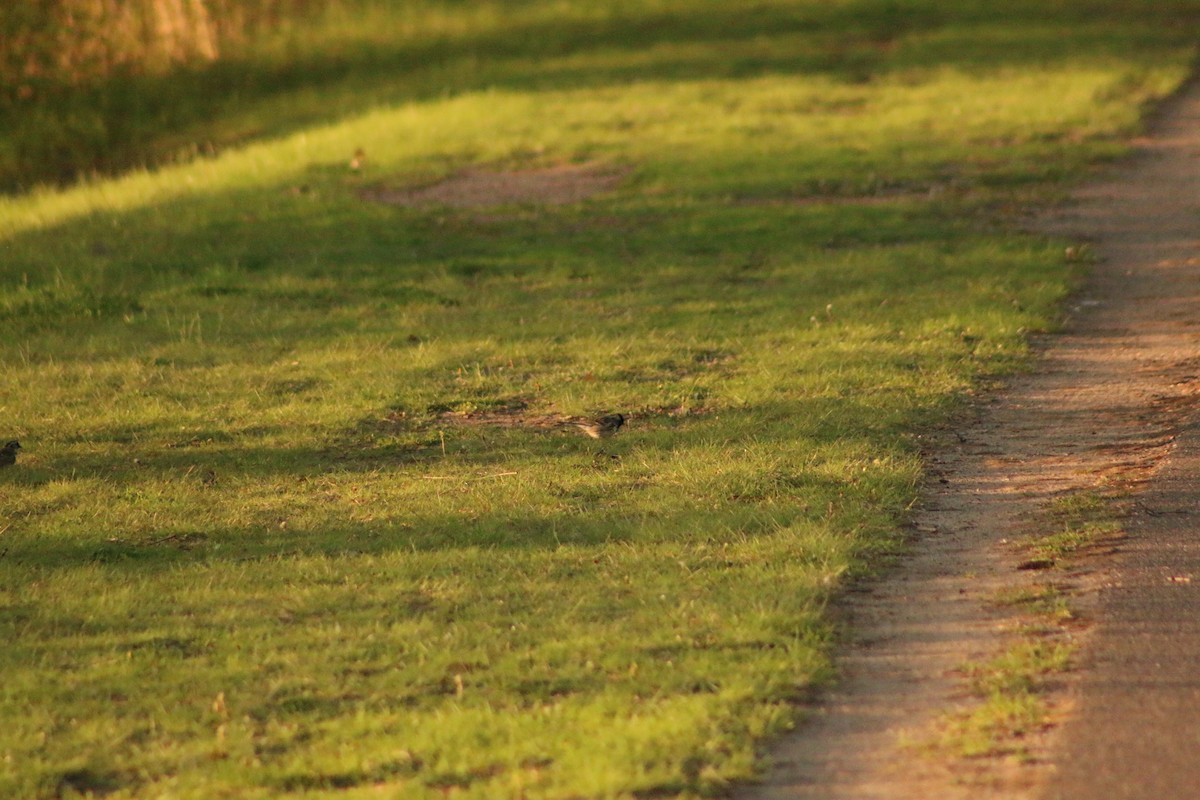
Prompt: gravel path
<box><xmin>737</xmin><ymin>75</ymin><xmax>1200</xmax><ymax>799</ymax></box>
<box><xmin>1040</xmin><ymin>76</ymin><xmax>1200</xmax><ymax>800</ymax></box>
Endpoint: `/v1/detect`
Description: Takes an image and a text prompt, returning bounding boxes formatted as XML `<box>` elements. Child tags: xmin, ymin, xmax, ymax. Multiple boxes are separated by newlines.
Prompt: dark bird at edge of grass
<box><xmin>0</xmin><ymin>440</ymin><xmax>21</xmax><ymax>467</ymax></box>
<box><xmin>574</xmin><ymin>413</ymin><xmax>626</xmax><ymax>439</ymax></box>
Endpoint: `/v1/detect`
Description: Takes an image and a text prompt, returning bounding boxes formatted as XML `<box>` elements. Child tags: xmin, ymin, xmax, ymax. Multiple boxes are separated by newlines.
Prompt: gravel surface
<box><xmin>738</xmin><ymin>75</ymin><xmax>1200</xmax><ymax>800</ymax></box>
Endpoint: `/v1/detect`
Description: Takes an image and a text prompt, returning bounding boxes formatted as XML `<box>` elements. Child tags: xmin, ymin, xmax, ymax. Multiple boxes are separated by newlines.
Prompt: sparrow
<box><xmin>0</xmin><ymin>440</ymin><xmax>21</xmax><ymax>467</ymax></box>
<box><xmin>574</xmin><ymin>413</ymin><xmax>626</xmax><ymax>439</ymax></box>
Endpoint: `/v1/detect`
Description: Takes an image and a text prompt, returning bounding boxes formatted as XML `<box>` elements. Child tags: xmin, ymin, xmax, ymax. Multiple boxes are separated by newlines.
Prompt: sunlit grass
<box><xmin>1</xmin><ymin>1</ymin><xmax>1196</xmax><ymax>797</ymax></box>
<box><xmin>0</xmin><ymin>62</ymin><xmax>1182</xmax><ymax>237</ymax></box>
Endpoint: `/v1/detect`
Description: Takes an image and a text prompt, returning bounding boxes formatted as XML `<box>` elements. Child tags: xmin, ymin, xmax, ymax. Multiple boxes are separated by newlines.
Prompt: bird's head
<box><xmin>3</xmin><ymin>440</ymin><xmax>20</xmax><ymax>450</ymax></box>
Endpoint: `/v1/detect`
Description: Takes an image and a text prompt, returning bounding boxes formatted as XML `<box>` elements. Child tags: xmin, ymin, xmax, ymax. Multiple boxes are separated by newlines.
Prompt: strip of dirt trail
<box><xmin>737</xmin><ymin>75</ymin><xmax>1200</xmax><ymax>799</ymax></box>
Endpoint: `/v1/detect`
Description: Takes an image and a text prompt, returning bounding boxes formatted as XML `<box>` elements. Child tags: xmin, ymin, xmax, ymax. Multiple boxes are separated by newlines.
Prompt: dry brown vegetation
<box><xmin>1</xmin><ymin>0</ymin><xmax>327</xmax><ymax>95</ymax></box>
<box><xmin>0</xmin><ymin>0</ymin><xmax>340</xmax><ymax>188</ymax></box>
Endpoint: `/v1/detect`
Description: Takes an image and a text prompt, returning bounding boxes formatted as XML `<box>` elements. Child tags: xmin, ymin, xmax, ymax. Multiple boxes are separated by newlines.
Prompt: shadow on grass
<box><xmin>3</xmin><ymin>0</ymin><xmax>1196</xmax><ymax>189</ymax></box>
<box><xmin>1</xmin><ymin>395</ymin><xmax>913</xmax><ymax>570</ymax></box>
<box><xmin>1</xmin><ymin>485</ymin><xmax>851</xmax><ymax>569</ymax></box>
<box><xmin>0</xmin><ymin>177</ymin><xmax>987</xmax><ymax>317</ymax></box>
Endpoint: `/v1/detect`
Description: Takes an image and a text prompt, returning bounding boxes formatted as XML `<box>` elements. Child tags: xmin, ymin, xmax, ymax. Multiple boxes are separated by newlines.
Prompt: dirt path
<box><xmin>1045</xmin><ymin>434</ymin><xmax>1200</xmax><ymax>800</ymax></box>
<box><xmin>737</xmin><ymin>75</ymin><xmax>1200</xmax><ymax>799</ymax></box>
<box><xmin>1039</xmin><ymin>78</ymin><xmax>1200</xmax><ymax>800</ymax></box>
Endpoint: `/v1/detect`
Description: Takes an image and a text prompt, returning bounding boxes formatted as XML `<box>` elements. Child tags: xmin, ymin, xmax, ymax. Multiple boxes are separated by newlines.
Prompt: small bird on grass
<box><xmin>574</xmin><ymin>413</ymin><xmax>626</xmax><ymax>439</ymax></box>
<box><xmin>0</xmin><ymin>440</ymin><xmax>21</xmax><ymax>467</ymax></box>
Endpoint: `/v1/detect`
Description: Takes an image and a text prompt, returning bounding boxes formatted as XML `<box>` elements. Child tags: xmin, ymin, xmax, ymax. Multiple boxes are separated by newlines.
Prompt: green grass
<box><xmin>1</xmin><ymin>1</ymin><xmax>1197</xmax><ymax>797</ymax></box>
<box><xmin>937</xmin><ymin>638</ymin><xmax>1073</xmax><ymax>760</ymax></box>
<box><xmin>1029</xmin><ymin>490</ymin><xmax>1125</xmax><ymax>565</ymax></box>
<box><xmin>929</xmin><ymin>588</ymin><xmax>1077</xmax><ymax>762</ymax></box>
<box><xmin>3</xmin><ymin>0</ymin><xmax>1198</xmax><ymax>190</ymax></box>
<box><xmin>930</xmin><ymin>489</ymin><xmax>1129</xmax><ymax>763</ymax></box>
<box><xmin>923</xmin><ymin>586</ymin><xmax>1076</xmax><ymax>763</ymax></box>
<box><xmin>994</xmin><ymin>584</ymin><xmax>1075</xmax><ymax>623</ymax></box>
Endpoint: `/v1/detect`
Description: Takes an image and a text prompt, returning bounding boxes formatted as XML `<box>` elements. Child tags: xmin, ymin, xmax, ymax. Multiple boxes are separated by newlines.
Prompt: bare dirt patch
<box><xmin>738</xmin><ymin>78</ymin><xmax>1200</xmax><ymax>799</ymax></box>
<box><xmin>736</xmin><ymin>184</ymin><xmax>965</xmax><ymax>208</ymax></box>
<box><xmin>360</xmin><ymin>162</ymin><xmax>626</xmax><ymax>209</ymax></box>
<box><xmin>381</xmin><ymin>404</ymin><xmax>699</xmax><ymax>434</ymax></box>
<box><xmin>434</xmin><ymin>409</ymin><xmax>573</xmax><ymax>431</ymax></box>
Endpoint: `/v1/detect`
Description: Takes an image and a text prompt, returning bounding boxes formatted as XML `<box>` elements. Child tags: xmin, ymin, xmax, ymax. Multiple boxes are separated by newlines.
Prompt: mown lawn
<box><xmin>1</xmin><ymin>1</ymin><xmax>1196</xmax><ymax>798</ymax></box>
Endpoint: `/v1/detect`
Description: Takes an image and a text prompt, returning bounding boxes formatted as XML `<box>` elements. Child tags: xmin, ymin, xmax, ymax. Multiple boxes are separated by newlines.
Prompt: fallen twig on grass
<box><xmin>421</xmin><ymin>471</ymin><xmax>518</xmax><ymax>480</ymax></box>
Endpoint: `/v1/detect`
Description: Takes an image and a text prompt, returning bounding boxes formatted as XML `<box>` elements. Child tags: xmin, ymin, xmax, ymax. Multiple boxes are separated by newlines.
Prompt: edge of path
<box><xmin>734</xmin><ymin>68</ymin><xmax>1200</xmax><ymax>800</ymax></box>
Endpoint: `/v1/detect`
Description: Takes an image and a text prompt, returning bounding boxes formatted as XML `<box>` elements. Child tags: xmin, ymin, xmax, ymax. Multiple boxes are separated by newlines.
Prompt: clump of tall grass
<box><xmin>0</xmin><ymin>0</ymin><xmax>338</xmax><ymax>189</ymax></box>
<box><xmin>2</xmin><ymin>0</ymin><xmax>332</xmax><ymax>87</ymax></box>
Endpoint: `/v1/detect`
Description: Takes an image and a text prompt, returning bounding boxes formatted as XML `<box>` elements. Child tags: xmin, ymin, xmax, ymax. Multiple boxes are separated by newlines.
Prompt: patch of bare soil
<box><xmin>737</xmin><ymin>76</ymin><xmax>1200</xmax><ymax>799</ymax></box>
<box><xmin>402</xmin><ymin>404</ymin><xmax>700</xmax><ymax>432</ymax></box>
<box><xmin>360</xmin><ymin>162</ymin><xmax>625</xmax><ymax>208</ymax></box>
<box><xmin>735</xmin><ymin>183</ymin><xmax>968</xmax><ymax>207</ymax></box>
<box><xmin>435</xmin><ymin>409</ymin><xmax>574</xmax><ymax>431</ymax></box>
